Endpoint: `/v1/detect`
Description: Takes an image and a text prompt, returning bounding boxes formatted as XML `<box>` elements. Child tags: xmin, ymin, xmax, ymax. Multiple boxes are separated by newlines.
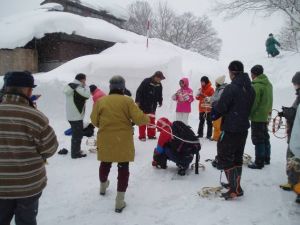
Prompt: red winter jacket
<box><xmin>195</xmin><ymin>82</ymin><xmax>214</xmax><ymax>113</ymax></box>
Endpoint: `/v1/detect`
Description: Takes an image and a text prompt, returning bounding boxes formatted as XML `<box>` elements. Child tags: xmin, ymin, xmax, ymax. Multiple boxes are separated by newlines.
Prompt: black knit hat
<box><xmin>200</xmin><ymin>76</ymin><xmax>209</xmax><ymax>84</ymax></box>
<box><xmin>292</xmin><ymin>71</ymin><xmax>300</xmax><ymax>85</ymax></box>
<box><xmin>228</xmin><ymin>60</ymin><xmax>244</xmax><ymax>73</ymax></box>
<box><xmin>5</xmin><ymin>71</ymin><xmax>36</xmax><ymax>88</ymax></box>
<box><xmin>75</xmin><ymin>73</ymin><xmax>86</xmax><ymax>81</ymax></box>
<box><xmin>89</xmin><ymin>84</ymin><xmax>97</xmax><ymax>93</ymax></box>
<box><xmin>251</xmin><ymin>65</ymin><xmax>264</xmax><ymax>76</ymax></box>
<box><xmin>109</xmin><ymin>75</ymin><xmax>125</xmax><ymax>90</ymax></box>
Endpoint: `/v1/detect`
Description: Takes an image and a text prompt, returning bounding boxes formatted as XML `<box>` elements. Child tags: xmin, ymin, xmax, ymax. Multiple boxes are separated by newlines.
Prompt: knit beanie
<box><xmin>292</xmin><ymin>71</ymin><xmax>300</xmax><ymax>85</ymax></box>
<box><xmin>201</xmin><ymin>76</ymin><xmax>209</xmax><ymax>84</ymax></box>
<box><xmin>89</xmin><ymin>84</ymin><xmax>97</xmax><ymax>93</ymax></box>
<box><xmin>251</xmin><ymin>65</ymin><xmax>264</xmax><ymax>76</ymax></box>
<box><xmin>109</xmin><ymin>75</ymin><xmax>125</xmax><ymax>91</ymax></box>
<box><xmin>228</xmin><ymin>60</ymin><xmax>244</xmax><ymax>73</ymax></box>
<box><xmin>215</xmin><ymin>75</ymin><xmax>226</xmax><ymax>85</ymax></box>
<box><xmin>75</xmin><ymin>73</ymin><xmax>86</xmax><ymax>81</ymax></box>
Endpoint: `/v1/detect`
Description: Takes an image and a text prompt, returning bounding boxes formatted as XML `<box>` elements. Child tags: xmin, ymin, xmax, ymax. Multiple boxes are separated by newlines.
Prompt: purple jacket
<box><xmin>172</xmin><ymin>78</ymin><xmax>194</xmax><ymax>113</ymax></box>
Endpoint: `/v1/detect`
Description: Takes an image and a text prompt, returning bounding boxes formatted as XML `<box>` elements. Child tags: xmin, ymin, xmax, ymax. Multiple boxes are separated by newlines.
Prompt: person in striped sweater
<box><xmin>0</xmin><ymin>71</ymin><xmax>58</xmax><ymax>225</ymax></box>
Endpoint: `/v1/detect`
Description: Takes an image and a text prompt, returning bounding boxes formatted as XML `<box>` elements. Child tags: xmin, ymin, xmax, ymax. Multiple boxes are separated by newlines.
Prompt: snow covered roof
<box><xmin>69</xmin><ymin>0</ymin><xmax>129</xmax><ymax>20</ymax></box>
<box><xmin>0</xmin><ymin>7</ymin><xmax>132</xmax><ymax>49</ymax></box>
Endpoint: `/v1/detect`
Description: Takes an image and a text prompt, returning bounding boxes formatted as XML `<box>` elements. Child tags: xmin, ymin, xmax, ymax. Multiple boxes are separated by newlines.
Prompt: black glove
<box><xmin>277</xmin><ymin>111</ymin><xmax>284</xmax><ymax>117</ymax></box>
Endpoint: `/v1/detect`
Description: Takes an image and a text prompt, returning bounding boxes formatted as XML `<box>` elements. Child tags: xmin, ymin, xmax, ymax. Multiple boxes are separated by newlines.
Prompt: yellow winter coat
<box><xmin>90</xmin><ymin>94</ymin><xmax>149</xmax><ymax>162</ymax></box>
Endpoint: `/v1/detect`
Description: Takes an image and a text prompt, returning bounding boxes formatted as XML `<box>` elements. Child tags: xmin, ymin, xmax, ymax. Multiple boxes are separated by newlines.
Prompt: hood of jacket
<box><xmin>232</xmin><ymin>73</ymin><xmax>252</xmax><ymax>90</ymax></box>
<box><xmin>252</xmin><ymin>74</ymin><xmax>270</xmax><ymax>86</ymax></box>
<box><xmin>180</xmin><ymin>77</ymin><xmax>190</xmax><ymax>89</ymax></box>
<box><xmin>64</xmin><ymin>79</ymin><xmax>82</xmax><ymax>96</ymax></box>
<box><xmin>156</xmin><ymin>117</ymin><xmax>172</xmax><ymax>132</ymax></box>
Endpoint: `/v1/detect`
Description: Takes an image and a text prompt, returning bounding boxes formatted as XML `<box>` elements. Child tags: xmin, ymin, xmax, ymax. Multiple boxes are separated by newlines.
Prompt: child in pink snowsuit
<box><xmin>172</xmin><ymin>77</ymin><xmax>194</xmax><ymax>124</ymax></box>
<box><xmin>89</xmin><ymin>84</ymin><xmax>106</xmax><ymax>104</ymax></box>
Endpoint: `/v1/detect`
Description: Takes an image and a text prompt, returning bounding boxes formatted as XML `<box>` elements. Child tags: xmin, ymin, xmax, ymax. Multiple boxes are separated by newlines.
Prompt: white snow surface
<box><xmin>29</xmin><ymin>42</ymin><xmax>300</xmax><ymax>225</ymax></box>
<box><xmin>0</xmin><ymin>8</ymin><xmax>132</xmax><ymax>49</ymax></box>
<box><xmin>0</xmin><ymin>1</ymin><xmax>299</xmax><ymax>224</ymax></box>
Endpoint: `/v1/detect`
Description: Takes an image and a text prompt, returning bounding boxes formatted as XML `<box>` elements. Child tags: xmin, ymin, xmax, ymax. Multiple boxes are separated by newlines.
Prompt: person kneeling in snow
<box><xmin>152</xmin><ymin>117</ymin><xmax>200</xmax><ymax>176</ymax></box>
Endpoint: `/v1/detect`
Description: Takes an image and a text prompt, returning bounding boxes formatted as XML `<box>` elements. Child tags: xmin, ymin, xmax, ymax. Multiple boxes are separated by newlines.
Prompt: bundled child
<box><xmin>172</xmin><ymin>77</ymin><xmax>194</xmax><ymax>124</ymax></box>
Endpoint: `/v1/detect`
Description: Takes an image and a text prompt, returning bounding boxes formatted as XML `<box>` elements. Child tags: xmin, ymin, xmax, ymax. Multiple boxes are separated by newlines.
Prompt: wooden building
<box><xmin>41</xmin><ymin>0</ymin><xmax>126</xmax><ymax>28</ymax></box>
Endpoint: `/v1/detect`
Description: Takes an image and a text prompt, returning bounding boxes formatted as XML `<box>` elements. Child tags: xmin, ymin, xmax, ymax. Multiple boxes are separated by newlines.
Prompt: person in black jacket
<box><xmin>212</xmin><ymin>60</ymin><xmax>255</xmax><ymax>200</ymax></box>
<box><xmin>135</xmin><ymin>71</ymin><xmax>165</xmax><ymax>141</ymax></box>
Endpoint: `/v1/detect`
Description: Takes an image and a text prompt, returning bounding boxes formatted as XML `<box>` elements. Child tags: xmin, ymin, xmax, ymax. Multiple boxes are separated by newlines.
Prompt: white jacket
<box><xmin>64</xmin><ymin>79</ymin><xmax>90</xmax><ymax>121</ymax></box>
<box><xmin>290</xmin><ymin>105</ymin><xmax>300</xmax><ymax>158</ymax></box>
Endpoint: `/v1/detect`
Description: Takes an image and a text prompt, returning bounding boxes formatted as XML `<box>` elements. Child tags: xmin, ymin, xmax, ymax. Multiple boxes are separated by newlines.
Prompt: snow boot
<box><xmin>248</xmin><ymin>158</ymin><xmax>264</xmax><ymax>169</ymax></box>
<box><xmin>279</xmin><ymin>183</ymin><xmax>292</xmax><ymax>191</ymax></box>
<box><xmin>264</xmin><ymin>157</ymin><xmax>270</xmax><ymax>165</ymax></box>
<box><xmin>221</xmin><ymin>166</ymin><xmax>243</xmax><ymax>200</ymax></box>
<box><xmin>100</xmin><ymin>180</ymin><xmax>110</xmax><ymax>195</ymax></box>
<box><xmin>115</xmin><ymin>192</ymin><xmax>126</xmax><ymax>213</ymax></box>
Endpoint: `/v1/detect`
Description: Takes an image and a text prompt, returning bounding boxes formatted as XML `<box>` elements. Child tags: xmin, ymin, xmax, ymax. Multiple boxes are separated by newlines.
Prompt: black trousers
<box><xmin>251</xmin><ymin>122</ymin><xmax>271</xmax><ymax>160</ymax></box>
<box><xmin>197</xmin><ymin>112</ymin><xmax>212</xmax><ymax>138</ymax></box>
<box><xmin>69</xmin><ymin>120</ymin><xmax>83</xmax><ymax>157</ymax></box>
<box><xmin>0</xmin><ymin>193</ymin><xmax>42</xmax><ymax>225</ymax></box>
<box><xmin>217</xmin><ymin>131</ymin><xmax>248</xmax><ymax>170</ymax></box>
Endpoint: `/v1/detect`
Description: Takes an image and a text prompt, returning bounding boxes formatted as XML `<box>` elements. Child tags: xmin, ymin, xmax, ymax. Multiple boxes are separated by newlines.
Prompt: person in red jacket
<box><xmin>196</xmin><ymin>76</ymin><xmax>215</xmax><ymax>139</ymax></box>
<box><xmin>89</xmin><ymin>84</ymin><xmax>106</xmax><ymax>104</ymax></box>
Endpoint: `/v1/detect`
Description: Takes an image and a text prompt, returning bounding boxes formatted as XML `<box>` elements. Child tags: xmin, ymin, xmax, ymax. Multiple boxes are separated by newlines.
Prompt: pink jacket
<box><xmin>172</xmin><ymin>78</ymin><xmax>194</xmax><ymax>113</ymax></box>
<box><xmin>92</xmin><ymin>88</ymin><xmax>106</xmax><ymax>104</ymax></box>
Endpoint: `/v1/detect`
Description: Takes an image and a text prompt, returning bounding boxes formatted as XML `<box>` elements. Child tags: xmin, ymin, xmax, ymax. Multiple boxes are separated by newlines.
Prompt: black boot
<box><xmin>264</xmin><ymin>157</ymin><xmax>270</xmax><ymax>165</ymax></box>
<box><xmin>248</xmin><ymin>158</ymin><xmax>264</xmax><ymax>169</ymax></box>
<box><xmin>153</xmin><ymin>152</ymin><xmax>167</xmax><ymax>169</ymax></box>
<box><xmin>221</xmin><ymin>166</ymin><xmax>243</xmax><ymax>200</ymax></box>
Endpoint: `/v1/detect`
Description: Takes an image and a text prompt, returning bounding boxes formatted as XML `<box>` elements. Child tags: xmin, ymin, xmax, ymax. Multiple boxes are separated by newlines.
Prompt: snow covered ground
<box><xmin>28</xmin><ymin>46</ymin><xmax>300</xmax><ymax>225</ymax></box>
<box><xmin>1</xmin><ymin>1</ymin><xmax>299</xmax><ymax>224</ymax></box>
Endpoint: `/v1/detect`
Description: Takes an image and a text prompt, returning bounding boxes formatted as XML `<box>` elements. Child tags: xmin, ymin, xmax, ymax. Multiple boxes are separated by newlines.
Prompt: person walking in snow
<box><xmin>210</xmin><ymin>75</ymin><xmax>227</xmax><ymax>141</ymax></box>
<box><xmin>135</xmin><ymin>71</ymin><xmax>165</xmax><ymax>141</ymax></box>
<box><xmin>0</xmin><ymin>71</ymin><xmax>58</xmax><ymax>225</ymax></box>
<box><xmin>213</xmin><ymin>61</ymin><xmax>255</xmax><ymax>200</ymax></box>
<box><xmin>196</xmin><ymin>76</ymin><xmax>214</xmax><ymax>139</ymax></box>
<box><xmin>265</xmin><ymin>33</ymin><xmax>281</xmax><ymax>57</ymax></box>
<box><xmin>172</xmin><ymin>77</ymin><xmax>194</xmax><ymax>124</ymax></box>
<box><xmin>89</xmin><ymin>84</ymin><xmax>106</xmax><ymax>104</ymax></box>
<box><xmin>64</xmin><ymin>73</ymin><xmax>90</xmax><ymax>159</ymax></box>
<box><xmin>90</xmin><ymin>75</ymin><xmax>149</xmax><ymax>213</ymax></box>
<box><xmin>279</xmin><ymin>72</ymin><xmax>300</xmax><ymax>191</ymax></box>
<box><xmin>248</xmin><ymin>65</ymin><xmax>273</xmax><ymax>169</ymax></box>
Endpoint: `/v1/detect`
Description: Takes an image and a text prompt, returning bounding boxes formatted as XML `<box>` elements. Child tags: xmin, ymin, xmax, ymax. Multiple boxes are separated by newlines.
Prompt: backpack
<box><xmin>170</xmin><ymin>121</ymin><xmax>201</xmax><ymax>174</ymax></box>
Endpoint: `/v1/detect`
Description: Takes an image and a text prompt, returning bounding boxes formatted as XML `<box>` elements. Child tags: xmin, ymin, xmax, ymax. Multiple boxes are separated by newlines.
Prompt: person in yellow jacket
<box><xmin>90</xmin><ymin>75</ymin><xmax>149</xmax><ymax>213</ymax></box>
<box><xmin>210</xmin><ymin>75</ymin><xmax>227</xmax><ymax>141</ymax></box>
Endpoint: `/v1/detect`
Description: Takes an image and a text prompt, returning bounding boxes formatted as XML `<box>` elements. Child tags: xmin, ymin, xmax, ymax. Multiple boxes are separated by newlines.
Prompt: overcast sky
<box><xmin>0</xmin><ymin>0</ymin><xmax>285</xmax><ymax>59</ymax></box>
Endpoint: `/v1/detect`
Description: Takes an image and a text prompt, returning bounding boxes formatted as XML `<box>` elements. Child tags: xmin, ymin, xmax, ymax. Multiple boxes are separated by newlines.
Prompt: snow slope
<box><xmin>28</xmin><ymin>43</ymin><xmax>300</xmax><ymax>225</ymax></box>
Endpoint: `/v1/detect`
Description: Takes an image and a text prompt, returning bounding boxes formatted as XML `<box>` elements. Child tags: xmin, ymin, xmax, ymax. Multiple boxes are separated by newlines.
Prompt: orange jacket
<box><xmin>196</xmin><ymin>82</ymin><xmax>214</xmax><ymax>112</ymax></box>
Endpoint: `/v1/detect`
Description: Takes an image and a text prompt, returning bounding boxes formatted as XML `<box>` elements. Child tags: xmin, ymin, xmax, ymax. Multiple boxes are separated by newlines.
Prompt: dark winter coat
<box><xmin>265</xmin><ymin>37</ymin><xmax>280</xmax><ymax>56</ymax></box>
<box><xmin>135</xmin><ymin>77</ymin><xmax>163</xmax><ymax>114</ymax></box>
<box><xmin>214</xmin><ymin>73</ymin><xmax>255</xmax><ymax>133</ymax></box>
<box><xmin>250</xmin><ymin>74</ymin><xmax>273</xmax><ymax>122</ymax></box>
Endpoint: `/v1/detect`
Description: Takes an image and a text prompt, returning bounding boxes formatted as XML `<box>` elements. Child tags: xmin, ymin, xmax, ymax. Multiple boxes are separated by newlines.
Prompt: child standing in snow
<box><xmin>196</xmin><ymin>76</ymin><xmax>214</xmax><ymax>139</ymax></box>
<box><xmin>172</xmin><ymin>77</ymin><xmax>194</xmax><ymax>124</ymax></box>
<box><xmin>89</xmin><ymin>84</ymin><xmax>106</xmax><ymax>104</ymax></box>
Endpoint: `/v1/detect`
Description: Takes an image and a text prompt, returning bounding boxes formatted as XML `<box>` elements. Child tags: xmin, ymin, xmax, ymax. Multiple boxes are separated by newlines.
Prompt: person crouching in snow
<box><xmin>89</xmin><ymin>84</ymin><xmax>106</xmax><ymax>104</ymax></box>
<box><xmin>152</xmin><ymin>117</ymin><xmax>194</xmax><ymax>176</ymax></box>
<box><xmin>210</xmin><ymin>75</ymin><xmax>227</xmax><ymax>141</ymax></box>
<box><xmin>90</xmin><ymin>75</ymin><xmax>149</xmax><ymax>213</ymax></box>
<box><xmin>172</xmin><ymin>77</ymin><xmax>194</xmax><ymax>125</ymax></box>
